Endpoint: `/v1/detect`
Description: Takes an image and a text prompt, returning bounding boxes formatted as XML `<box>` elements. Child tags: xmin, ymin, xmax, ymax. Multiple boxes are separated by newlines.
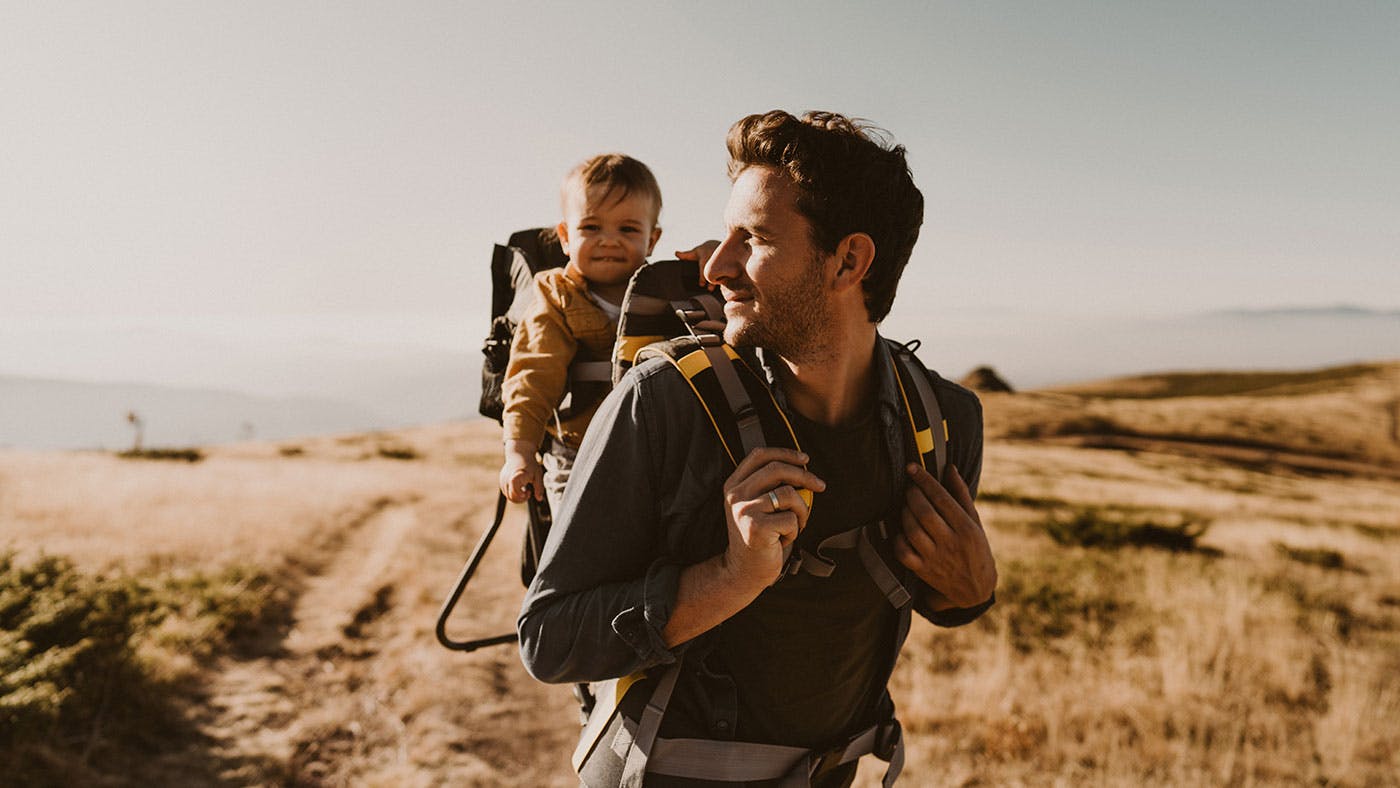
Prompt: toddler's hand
<box><xmin>500</xmin><ymin>443</ymin><xmax>544</xmax><ymax>503</ymax></box>
<box><xmin>675</xmin><ymin>240</ymin><xmax>720</xmax><ymax>289</ymax></box>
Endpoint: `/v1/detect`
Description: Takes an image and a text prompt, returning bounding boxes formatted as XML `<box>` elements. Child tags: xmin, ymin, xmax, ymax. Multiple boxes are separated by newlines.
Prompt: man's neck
<box><xmin>772</xmin><ymin>323</ymin><xmax>879</xmax><ymax>426</ymax></box>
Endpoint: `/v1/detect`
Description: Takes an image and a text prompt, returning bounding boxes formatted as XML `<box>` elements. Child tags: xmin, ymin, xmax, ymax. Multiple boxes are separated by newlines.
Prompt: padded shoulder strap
<box><xmin>888</xmin><ymin>341</ymin><xmax>948</xmax><ymax>481</ymax></box>
<box><xmin>613</xmin><ymin>259</ymin><xmax>726</xmax><ymax>385</ymax></box>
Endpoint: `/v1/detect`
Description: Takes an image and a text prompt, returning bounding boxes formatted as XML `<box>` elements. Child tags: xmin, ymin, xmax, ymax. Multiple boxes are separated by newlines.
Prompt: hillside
<box><xmin>982</xmin><ymin>360</ymin><xmax>1400</xmax><ymax>473</ymax></box>
<box><xmin>2</xmin><ymin>361</ymin><xmax>1398</xmax><ymax>785</ymax></box>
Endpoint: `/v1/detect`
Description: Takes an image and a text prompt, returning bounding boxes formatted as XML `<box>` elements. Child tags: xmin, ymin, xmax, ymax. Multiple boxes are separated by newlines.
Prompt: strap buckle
<box><xmin>807</xmin><ymin>745</ymin><xmax>845</xmax><ymax>779</ymax></box>
<box><xmin>874</xmin><ymin>718</ymin><xmax>902</xmax><ymax>761</ymax></box>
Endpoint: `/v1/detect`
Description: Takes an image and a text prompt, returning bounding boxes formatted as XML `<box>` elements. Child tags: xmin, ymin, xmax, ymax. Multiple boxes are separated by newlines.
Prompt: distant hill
<box><xmin>1044</xmin><ymin>363</ymin><xmax>1386</xmax><ymax>399</ymax></box>
<box><xmin>0</xmin><ymin>376</ymin><xmax>391</xmax><ymax>450</ymax></box>
<box><xmin>980</xmin><ymin>360</ymin><xmax>1400</xmax><ymax>472</ymax></box>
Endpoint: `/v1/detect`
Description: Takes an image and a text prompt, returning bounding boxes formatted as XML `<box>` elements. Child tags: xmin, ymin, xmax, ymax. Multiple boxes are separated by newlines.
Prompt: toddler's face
<box><xmin>558</xmin><ymin>185</ymin><xmax>660</xmax><ymax>287</ymax></box>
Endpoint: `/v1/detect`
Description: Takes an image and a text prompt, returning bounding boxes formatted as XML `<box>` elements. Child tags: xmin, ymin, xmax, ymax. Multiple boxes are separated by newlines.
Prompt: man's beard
<box><xmin>724</xmin><ymin>255</ymin><xmax>832</xmax><ymax>364</ymax></box>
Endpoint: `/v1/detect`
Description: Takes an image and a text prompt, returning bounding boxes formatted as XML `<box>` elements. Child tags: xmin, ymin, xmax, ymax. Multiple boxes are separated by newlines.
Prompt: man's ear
<box><xmin>555</xmin><ymin>221</ymin><xmax>571</xmax><ymax>257</ymax></box>
<box><xmin>647</xmin><ymin>224</ymin><xmax>662</xmax><ymax>256</ymax></box>
<box><xmin>831</xmin><ymin>232</ymin><xmax>875</xmax><ymax>293</ymax></box>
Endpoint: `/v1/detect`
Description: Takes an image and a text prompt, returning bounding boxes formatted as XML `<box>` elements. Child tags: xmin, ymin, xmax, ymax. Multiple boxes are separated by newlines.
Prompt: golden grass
<box><xmin>3</xmin><ymin>362</ymin><xmax>1399</xmax><ymax>785</ymax></box>
<box><xmin>865</xmin><ymin>442</ymin><xmax>1400</xmax><ymax>786</ymax></box>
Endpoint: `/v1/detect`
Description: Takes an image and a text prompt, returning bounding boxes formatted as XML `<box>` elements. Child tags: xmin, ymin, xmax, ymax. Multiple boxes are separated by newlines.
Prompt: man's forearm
<box><xmin>662</xmin><ymin>554</ymin><xmax>764</xmax><ymax>647</ymax></box>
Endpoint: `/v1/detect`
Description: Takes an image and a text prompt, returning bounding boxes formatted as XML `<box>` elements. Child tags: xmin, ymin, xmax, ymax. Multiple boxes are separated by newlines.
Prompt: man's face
<box><xmin>557</xmin><ymin>184</ymin><xmax>661</xmax><ymax>288</ymax></box>
<box><xmin>704</xmin><ymin>166</ymin><xmax>833</xmax><ymax>361</ymax></box>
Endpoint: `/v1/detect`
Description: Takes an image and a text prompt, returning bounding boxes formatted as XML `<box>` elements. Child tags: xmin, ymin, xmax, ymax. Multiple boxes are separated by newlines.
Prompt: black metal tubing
<box><xmin>435</xmin><ymin>491</ymin><xmax>519</xmax><ymax>651</ymax></box>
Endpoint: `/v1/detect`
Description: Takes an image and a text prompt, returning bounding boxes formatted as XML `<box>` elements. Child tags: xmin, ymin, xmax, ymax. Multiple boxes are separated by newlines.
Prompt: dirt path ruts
<box><xmin>195</xmin><ymin>499</ymin><xmax>420</xmax><ymax>782</ymax></box>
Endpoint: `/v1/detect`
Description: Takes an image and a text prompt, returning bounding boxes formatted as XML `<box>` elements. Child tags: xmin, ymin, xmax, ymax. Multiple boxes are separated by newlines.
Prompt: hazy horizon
<box><xmin>3</xmin><ymin>2</ymin><xmax>1397</xmax><ymax>444</ymax></box>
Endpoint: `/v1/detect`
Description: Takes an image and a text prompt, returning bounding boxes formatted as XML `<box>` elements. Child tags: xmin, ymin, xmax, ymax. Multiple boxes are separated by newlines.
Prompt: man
<box><xmin>519</xmin><ymin>110</ymin><xmax>997</xmax><ymax>787</ymax></box>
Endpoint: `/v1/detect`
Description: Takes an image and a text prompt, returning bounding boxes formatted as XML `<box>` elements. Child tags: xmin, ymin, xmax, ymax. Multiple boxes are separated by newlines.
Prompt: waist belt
<box><xmin>647</xmin><ymin>718</ymin><xmax>904</xmax><ymax>787</ymax></box>
<box><xmin>579</xmin><ymin>662</ymin><xmax>906</xmax><ymax>787</ymax></box>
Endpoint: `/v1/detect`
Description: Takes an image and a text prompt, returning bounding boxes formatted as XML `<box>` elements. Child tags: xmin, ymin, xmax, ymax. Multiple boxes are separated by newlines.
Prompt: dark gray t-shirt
<box><xmin>711</xmin><ymin>406</ymin><xmax>898</xmax><ymax>748</ymax></box>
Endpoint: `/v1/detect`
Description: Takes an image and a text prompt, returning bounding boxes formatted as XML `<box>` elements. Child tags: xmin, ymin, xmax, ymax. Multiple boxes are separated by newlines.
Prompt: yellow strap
<box><xmin>943</xmin><ymin>419</ymin><xmax>949</xmax><ymax>442</ymax></box>
<box><xmin>915</xmin><ymin>428</ymin><xmax>934</xmax><ymax>455</ymax></box>
<box><xmin>616</xmin><ymin>334</ymin><xmax>666</xmax><ymax>363</ymax></box>
<box><xmin>675</xmin><ymin>348</ymin><xmax>713</xmax><ymax>380</ymax></box>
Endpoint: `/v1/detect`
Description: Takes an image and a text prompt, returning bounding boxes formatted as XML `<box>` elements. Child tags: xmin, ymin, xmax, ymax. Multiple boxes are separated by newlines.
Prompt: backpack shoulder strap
<box><xmin>633</xmin><ymin>337</ymin><xmax>806</xmax><ymax>485</ymax></box>
<box><xmin>886</xmin><ymin>339</ymin><xmax>948</xmax><ymax>481</ymax></box>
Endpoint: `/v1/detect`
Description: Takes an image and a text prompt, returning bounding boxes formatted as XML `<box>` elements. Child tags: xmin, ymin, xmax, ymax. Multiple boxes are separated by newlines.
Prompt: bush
<box><xmin>117</xmin><ymin>448</ymin><xmax>204</xmax><ymax>463</ymax></box>
<box><xmin>1044</xmin><ymin>506</ymin><xmax>1210</xmax><ymax>552</ymax></box>
<box><xmin>0</xmin><ymin>553</ymin><xmax>154</xmax><ymax>746</ymax></box>
<box><xmin>1273</xmin><ymin>542</ymin><xmax>1347</xmax><ymax>571</ymax></box>
<box><xmin>0</xmin><ymin>552</ymin><xmax>286</xmax><ymax>781</ymax></box>
<box><xmin>997</xmin><ymin>554</ymin><xmax>1134</xmax><ymax>652</ymax></box>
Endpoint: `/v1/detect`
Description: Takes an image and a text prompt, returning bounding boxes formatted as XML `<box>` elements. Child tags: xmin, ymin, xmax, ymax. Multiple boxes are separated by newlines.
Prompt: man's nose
<box><xmin>703</xmin><ymin>233</ymin><xmax>746</xmax><ymax>285</ymax></box>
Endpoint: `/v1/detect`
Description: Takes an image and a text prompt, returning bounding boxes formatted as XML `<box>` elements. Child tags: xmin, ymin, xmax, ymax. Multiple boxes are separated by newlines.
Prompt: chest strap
<box><xmin>784</xmin><ymin>520</ymin><xmax>913</xmax><ymax>609</ymax></box>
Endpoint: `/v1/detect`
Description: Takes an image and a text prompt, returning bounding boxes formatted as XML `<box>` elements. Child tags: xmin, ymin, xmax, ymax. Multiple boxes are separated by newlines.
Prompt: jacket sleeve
<box><xmin>517</xmin><ymin>367</ymin><xmax>685</xmax><ymax>683</ymax></box>
<box><xmin>501</xmin><ymin>274</ymin><xmax>576</xmax><ymax>447</ymax></box>
<box><xmin>913</xmin><ymin>382</ymin><xmax>995</xmax><ymax>628</ymax></box>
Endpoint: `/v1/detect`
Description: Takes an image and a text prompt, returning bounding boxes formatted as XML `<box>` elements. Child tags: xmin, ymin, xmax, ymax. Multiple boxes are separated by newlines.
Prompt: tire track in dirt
<box><xmin>195</xmin><ymin>498</ymin><xmax>420</xmax><ymax>783</ymax></box>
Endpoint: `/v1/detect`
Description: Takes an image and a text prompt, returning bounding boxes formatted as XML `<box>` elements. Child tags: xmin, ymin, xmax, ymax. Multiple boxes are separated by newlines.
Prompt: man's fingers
<box><xmin>944</xmin><ymin>465</ymin><xmax>983</xmax><ymax>528</ymax></box>
<box><xmin>891</xmin><ymin>533</ymin><xmax>924</xmax><ymax>573</ymax></box>
<box><xmin>730</xmin><ymin>446</ymin><xmax>807</xmax><ymax>480</ymax></box>
<box><xmin>728</xmin><ymin>448</ymin><xmax>826</xmax><ymax>497</ymax></box>
<box><xmin>906</xmin><ymin>463</ymin><xmax>972</xmax><ymax>527</ymax></box>
<box><xmin>899</xmin><ymin>506</ymin><xmax>940</xmax><ymax>558</ymax></box>
<box><xmin>904</xmin><ymin>479</ymin><xmax>955</xmax><ymax>544</ymax></box>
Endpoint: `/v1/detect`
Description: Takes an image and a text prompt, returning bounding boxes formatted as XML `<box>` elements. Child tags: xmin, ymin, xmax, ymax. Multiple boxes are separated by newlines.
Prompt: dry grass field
<box><xmin>2</xmin><ymin>361</ymin><xmax>1398</xmax><ymax>786</ymax></box>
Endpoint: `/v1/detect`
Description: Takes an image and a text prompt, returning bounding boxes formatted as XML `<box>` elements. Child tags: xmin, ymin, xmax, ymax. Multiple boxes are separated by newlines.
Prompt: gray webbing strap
<box><xmin>646</xmin><ymin>719</ymin><xmax>904</xmax><ymax>785</ymax></box>
<box><xmin>703</xmin><ymin>345</ymin><xmax>766</xmax><ymax>455</ymax></box>
<box><xmin>619</xmin><ymin>663</ymin><xmax>682</xmax><ymax>788</ymax></box>
<box><xmin>786</xmin><ymin>524</ymin><xmax>912</xmax><ymax>608</ymax></box>
<box><xmin>692</xmin><ymin>292</ymin><xmax>725</xmax><ymax>322</ymax></box>
<box><xmin>568</xmin><ymin>360</ymin><xmax>613</xmax><ymax>382</ymax></box>
<box><xmin>858</xmin><ymin>523</ymin><xmax>913</xmax><ymax>608</ymax></box>
<box><xmin>624</xmin><ymin>293</ymin><xmax>671</xmax><ymax>314</ymax></box>
<box><xmin>793</xmin><ymin>527</ymin><xmax>862</xmax><ymax>578</ymax></box>
<box><xmin>897</xmin><ymin>351</ymin><xmax>947</xmax><ymax>479</ymax></box>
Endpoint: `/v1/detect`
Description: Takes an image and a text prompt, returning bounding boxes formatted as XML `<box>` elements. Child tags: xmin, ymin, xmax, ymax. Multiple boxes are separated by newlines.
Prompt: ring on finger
<box><xmin>767</xmin><ymin>488</ymin><xmax>782</xmax><ymax>513</ymax></box>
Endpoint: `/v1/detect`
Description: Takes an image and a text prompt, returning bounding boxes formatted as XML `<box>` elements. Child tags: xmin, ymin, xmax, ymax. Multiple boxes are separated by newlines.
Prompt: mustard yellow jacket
<box><xmin>501</xmin><ymin>264</ymin><xmax>617</xmax><ymax>449</ymax></box>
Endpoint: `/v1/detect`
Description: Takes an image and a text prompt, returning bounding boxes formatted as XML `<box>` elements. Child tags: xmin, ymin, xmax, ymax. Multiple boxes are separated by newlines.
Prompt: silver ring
<box><xmin>767</xmin><ymin>488</ymin><xmax>782</xmax><ymax>513</ymax></box>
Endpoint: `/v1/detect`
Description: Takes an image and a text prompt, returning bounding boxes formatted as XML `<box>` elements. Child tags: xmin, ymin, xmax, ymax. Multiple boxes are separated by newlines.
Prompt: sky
<box><xmin>1</xmin><ymin>1</ymin><xmax>1397</xmax><ymax>396</ymax></box>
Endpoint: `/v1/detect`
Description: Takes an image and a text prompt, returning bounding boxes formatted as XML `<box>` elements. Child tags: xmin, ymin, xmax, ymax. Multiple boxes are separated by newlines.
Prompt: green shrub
<box><xmin>0</xmin><ymin>552</ymin><xmax>152</xmax><ymax>744</ymax></box>
<box><xmin>1044</xmin><ymin>506</ymin><xmax>1210</xmax><ymax>552</ymax></box>
<box><xmin>117</xmin><ymin>448</ymin><xmax>204</xmax><ymax>463</ymax></box>
<box><xmin>0</xmin><ymin>552</ymin><xmax>286</xmax><ymax>781</ymax></box>
<box><xmin>1273</xmin><ymin>542</ymin><xmax>1346</xmax><ymax>571</ymax></box>
<box><xmin>376</xmin><ymin>445</ymin><xmax>419</xmax><ymax>461</ymax></box>
<box><xmin>997</xmin><ymin>554</ymin><xmax>1135</xmax><ymax>652</ymax></box>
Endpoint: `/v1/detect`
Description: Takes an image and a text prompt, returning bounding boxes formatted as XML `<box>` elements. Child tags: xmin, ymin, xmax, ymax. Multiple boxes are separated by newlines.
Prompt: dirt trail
<box><xmin>196</xmin><ymin>499</ymin><xmax>422</xmax><ymax>782</ymax></box>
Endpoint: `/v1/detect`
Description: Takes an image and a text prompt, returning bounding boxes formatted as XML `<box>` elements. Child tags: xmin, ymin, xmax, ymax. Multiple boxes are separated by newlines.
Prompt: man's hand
<box><xmin>663</xmin><ymin>447</ymin><xmax>825</xmax><ymax>647</ymax></box>
<box><xmin>892</xmin><ymin>463</ymin><xmax>997</xmax><ymax>609</ymax></box>
<box><xmin>500</xmin><ymin>440</ymin><xmax>544</xmax><ymax>503</ymax></box>
<box><xmin>719</xmin><ymin>447</ymin><xmax>825</xmax><ymax>595</ymax></box>
<box><xmin>675</xmin><ymin>240</ymin><xmax>720</xmax><ymax>288</ymax></box>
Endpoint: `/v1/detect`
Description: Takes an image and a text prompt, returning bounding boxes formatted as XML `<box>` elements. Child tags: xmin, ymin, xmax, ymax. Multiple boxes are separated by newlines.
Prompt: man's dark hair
<box><xmin>726</xmin><ymin>110</ymin><xmax>923</xmax><ymax>323</ymax></box>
